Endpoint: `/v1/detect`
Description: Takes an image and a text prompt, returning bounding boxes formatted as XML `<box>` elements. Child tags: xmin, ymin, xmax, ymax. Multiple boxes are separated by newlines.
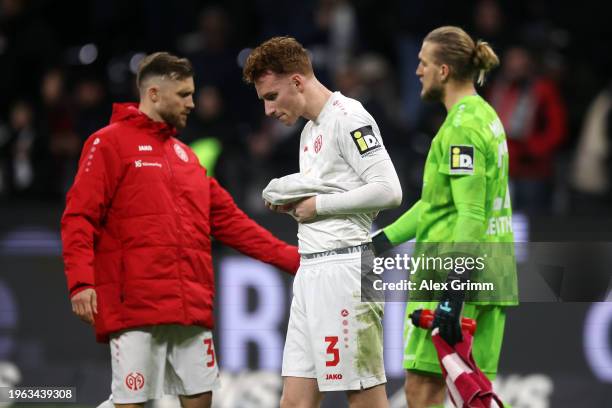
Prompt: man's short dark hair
<box><xmin>136</xmin><ymin>52</ymin><xmax>194</xmax><ymax>88</ymax></box>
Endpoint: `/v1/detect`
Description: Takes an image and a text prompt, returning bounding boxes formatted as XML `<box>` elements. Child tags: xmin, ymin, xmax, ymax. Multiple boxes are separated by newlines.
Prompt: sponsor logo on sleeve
<box><xmin>449</xmin><ymin>145</ymin><xmax>474</xmax><ymax>174</ymax></box>
<box><xmin>350</xmin><ymin>125</ymin><xmax>381</xmax><ymax>156</ymax></box>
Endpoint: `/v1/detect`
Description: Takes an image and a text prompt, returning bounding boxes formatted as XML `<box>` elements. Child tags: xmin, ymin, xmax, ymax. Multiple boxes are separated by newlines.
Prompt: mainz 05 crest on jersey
<box><xmin>350</xmin><ymin>125</ymin><xmax>381</xmax><ymax>156</ymax></box>
<box><xmin>174</xmin><ymin>143</ymin><xmax>189</xmax><ymax>162</ymax></box>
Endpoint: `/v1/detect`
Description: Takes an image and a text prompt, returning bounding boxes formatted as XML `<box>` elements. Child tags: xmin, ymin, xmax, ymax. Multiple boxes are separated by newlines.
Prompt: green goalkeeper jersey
<box><xmin>384</xmin><ymin>94</ymin><xmax>518</xmax><ymax>304</ymax></box>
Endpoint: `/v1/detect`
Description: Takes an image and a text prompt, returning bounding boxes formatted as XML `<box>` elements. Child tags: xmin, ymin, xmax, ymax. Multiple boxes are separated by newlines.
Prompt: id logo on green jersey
<box><xmin>449</xmin><ymin>145</ymin><xmax>474</xmax><ymax>174</ymax></box>
<box><xmin>350</xmin><ymin>125</ymin><xmax>380</xmax><ymax>156</ymax></box>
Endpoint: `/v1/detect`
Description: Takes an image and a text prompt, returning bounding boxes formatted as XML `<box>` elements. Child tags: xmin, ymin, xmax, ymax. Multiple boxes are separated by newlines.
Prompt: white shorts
<box><xmin>282</xmin><ymin>251</ymin><xmax>387</xmax><ymax>392</ymax></box>
<box><xmin>109</xmin><ymin>325</ymin><xmax>219</xmax><ymax>403</ymax></box>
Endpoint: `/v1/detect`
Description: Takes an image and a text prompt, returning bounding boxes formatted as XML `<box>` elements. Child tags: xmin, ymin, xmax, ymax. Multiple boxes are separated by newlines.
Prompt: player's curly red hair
<box><xmin>243</xmin><ymin>36</ymin><xmax>313</xmax><ymax>83</ymax></box>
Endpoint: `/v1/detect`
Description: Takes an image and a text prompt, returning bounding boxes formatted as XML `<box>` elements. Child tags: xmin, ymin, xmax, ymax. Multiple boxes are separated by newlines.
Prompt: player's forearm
<box><xmin>450</xmin><ymin>173</ymin><xmax>486</xmax><ymax>242</ymax></box>
<box><xmin>382</xmin><ymin>199</ymin><xmax>424</xmax><ymax>245</ymax></box>
<box><xmin>218</xmin><ymin>215</ymin><xmax>300</xmax><ymax>273</ymax></box>
<box><xmin>316</xmin><ymin>159</ymin><xmax>402</xmax><ymax>215</ymax></box>
<box><xmin>61</xmin><ymin>214</ymin><xmax>97</xmax><ymax>293</ymax></box>
<box><xmin>212</xmin><ymin>208</ymin><xmax>300</xmax><ymax>273</ymax></box>
<box><xmin>210</xmin><ymin>177</ymin><xmax>300</xmax><ymax>273</ymax></box>
<box><xmin>452</xmin><ymin>208</ymin><xmax>486</xmax><ymax>242</ymax></box>
<box><xmin>316</xmin><ymin>181</ymin><xmax>401</xmax><ymax>214</ymax></box>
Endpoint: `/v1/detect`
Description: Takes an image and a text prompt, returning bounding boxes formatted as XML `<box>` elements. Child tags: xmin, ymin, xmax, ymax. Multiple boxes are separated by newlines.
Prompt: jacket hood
<box><xmin>110</xmin><ymin>103</ymin><xmax>177</xmax><ymax>138</ymax></box>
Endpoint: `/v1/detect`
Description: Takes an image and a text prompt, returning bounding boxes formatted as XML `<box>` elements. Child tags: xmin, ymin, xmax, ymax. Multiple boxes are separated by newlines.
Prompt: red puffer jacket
<box><xmin>61</xmin><ymin>103</ymin><xmax>299</xmax><ymax>342</ymax></box>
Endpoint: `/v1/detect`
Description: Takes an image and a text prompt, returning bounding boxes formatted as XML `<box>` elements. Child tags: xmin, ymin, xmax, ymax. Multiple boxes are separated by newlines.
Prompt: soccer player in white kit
<box><xmin>243</xmin><ymin>37</ymin><xmax>402</xmax><ymax>408</ymax></box>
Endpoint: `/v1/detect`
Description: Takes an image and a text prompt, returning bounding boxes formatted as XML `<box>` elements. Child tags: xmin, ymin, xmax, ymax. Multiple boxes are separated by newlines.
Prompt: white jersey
<box><xmin>298</xmin><ymin>92</ymin><xmax>391</xmax><ymax>253</ymax></box>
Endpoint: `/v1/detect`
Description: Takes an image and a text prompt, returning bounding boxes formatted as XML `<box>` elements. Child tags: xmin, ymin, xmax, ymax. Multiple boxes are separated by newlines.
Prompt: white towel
<box><xmin>262</xmin><ymin>173</ymin><xmax>359</xmax><ymax>205</ymax></box>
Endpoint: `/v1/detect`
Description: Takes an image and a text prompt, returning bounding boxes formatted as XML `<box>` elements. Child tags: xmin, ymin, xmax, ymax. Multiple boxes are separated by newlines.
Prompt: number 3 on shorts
<box><xmin>203</xmin><ymin>338</ymin><xmax>216</xmax><ymax>368</ymax></box>
<box><xmin>325</xmin><ymin>336</ymin><xmax>340</xmax><ymax>366</ymax></box>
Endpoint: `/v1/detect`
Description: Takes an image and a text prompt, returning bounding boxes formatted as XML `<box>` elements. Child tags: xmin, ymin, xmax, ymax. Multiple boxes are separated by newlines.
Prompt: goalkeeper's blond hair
<box><xmin>425</xmin><ymin>26</ymin><xmax>499</xmax><ymax>86</ymax></box>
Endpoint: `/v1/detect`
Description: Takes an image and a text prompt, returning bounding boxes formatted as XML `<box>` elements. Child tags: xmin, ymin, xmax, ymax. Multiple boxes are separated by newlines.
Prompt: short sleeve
<box><xmin>337</xmin><ymin>114</ymin><xmax>391</xmax><ymax>176</ymax></box>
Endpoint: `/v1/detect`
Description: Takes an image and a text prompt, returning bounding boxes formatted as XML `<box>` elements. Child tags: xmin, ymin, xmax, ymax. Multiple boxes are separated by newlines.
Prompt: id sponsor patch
<box><xmin>350</xmin><ymin>125</ymin><xmax>381</xmax><ymax>156</ymax></box>
<box><xmin>449</xmin><ymin>145</ymin><xmax>474</xmax><ymax>174</ymax></box>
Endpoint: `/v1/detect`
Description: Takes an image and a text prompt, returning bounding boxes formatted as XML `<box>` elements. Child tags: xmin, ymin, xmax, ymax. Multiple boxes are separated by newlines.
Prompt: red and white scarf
<box><xmin>431</xmin><ymin>328</ymin><xmax>504</xmax><ymax>408</ymax></box>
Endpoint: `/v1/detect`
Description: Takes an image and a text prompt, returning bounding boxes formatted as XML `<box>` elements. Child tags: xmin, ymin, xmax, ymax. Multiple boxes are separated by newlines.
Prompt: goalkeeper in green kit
<box><xmin>372</xmin><ymin>26</ymin><xmax>518</xmax><ymax>407</ymax></box>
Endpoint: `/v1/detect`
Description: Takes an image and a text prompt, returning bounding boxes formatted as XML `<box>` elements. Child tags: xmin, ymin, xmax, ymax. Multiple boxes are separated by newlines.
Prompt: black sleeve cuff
<box><xmin>372</xmin><ymin>230</ymin><xmax>394</xmax><ymax>256</ymax></box>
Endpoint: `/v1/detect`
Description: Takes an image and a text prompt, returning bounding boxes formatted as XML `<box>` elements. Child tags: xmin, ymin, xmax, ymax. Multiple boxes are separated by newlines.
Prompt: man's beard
<box><xmin>160</xmin><ymin>110</ymin><xmax>187</xmax><ymax>129</ymax></box>
<box><xmin>421</xmin><ymin>82</ymin><xmax>445</xmax><ymax>102</ymax></box>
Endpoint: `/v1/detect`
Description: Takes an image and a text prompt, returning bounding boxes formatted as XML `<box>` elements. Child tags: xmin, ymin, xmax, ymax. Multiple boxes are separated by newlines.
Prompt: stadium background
<box><xmin>1</xmin><ymin>0</ymin><xmax>611</xmax><ymax>406</ymax></box>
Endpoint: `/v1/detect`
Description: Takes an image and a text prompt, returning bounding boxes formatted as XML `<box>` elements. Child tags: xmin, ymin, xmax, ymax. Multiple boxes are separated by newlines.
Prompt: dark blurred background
<box><xmin>1</xmin><ymin>0</ymin><xmax>612</xmax><ymax>407</ymax></box>
<box><xmin>2</xmin><ymin>0</ymin><xmax>612</xmax><ymax>215</ymax></box>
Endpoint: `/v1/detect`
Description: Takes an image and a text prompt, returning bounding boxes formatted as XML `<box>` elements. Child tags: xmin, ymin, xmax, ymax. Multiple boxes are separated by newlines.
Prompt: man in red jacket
<box><xmin>487</xmin><ymin>45</ymin><xmax>567</xmax><ymax>214</ymax></box>
<box><xmin>61</xmin><ymin>52</ymin><xmax>300</xmax><ymax>408</ymax></box>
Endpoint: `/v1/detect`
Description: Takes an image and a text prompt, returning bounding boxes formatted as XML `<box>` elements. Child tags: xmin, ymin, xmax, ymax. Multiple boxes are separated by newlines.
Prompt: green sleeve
<box><xmin>382</xmin><ymin>199</ymin><xmax>425</xmax><ymax>245</ymax></box>
<box><xmin>450</xmin><ymin>171</ymin><xmax>486</xmax><ymax>242</ymax></box>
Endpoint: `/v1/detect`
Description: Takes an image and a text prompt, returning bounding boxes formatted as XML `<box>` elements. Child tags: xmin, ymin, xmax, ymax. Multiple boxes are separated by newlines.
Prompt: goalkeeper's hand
<box><xmin>433</xmin><ymin>293</ymin><xmax>464</xmax><ymax>346</ymax></box>
<box><xmin>371</xmin><ymin>229</ymin><xmax>394</xmax><ymax>256</ymax></box>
